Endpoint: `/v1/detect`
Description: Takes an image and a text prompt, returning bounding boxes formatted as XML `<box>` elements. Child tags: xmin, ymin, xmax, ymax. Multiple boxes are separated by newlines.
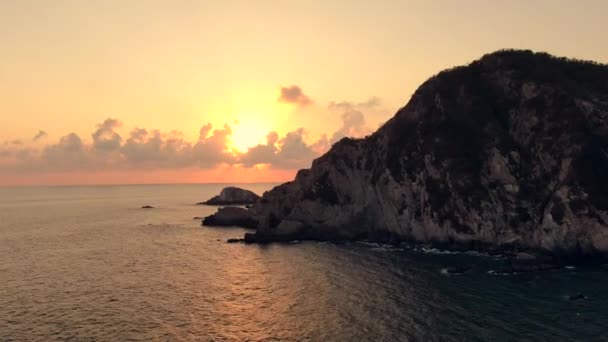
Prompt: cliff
<box><xmin>248</xmin><ymin>50</ymin><xmax>608</xmax><ymax>258</ymax></box>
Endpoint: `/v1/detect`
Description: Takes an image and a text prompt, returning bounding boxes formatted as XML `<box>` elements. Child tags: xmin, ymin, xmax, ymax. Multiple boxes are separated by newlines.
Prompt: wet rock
<box><xmin>444</xmin><ymin>266</ymin><xmax>472</xmax><ymax>275</ymax></box>
<box><xmin>199</xmin><ymin>187</ymin><xmax>261</xmax><ymax>205</ymax></box>
<box><xmin>202</xmin><ymin>207</ymin><xmax>258</xmax><ymax>228</ymax></box>
<box><xmin>243</xmin><ymin>232</ymin><xmax>281</xmax><ymax>243</ymax></box>
<box><xmin>244</xmin><ymin>232</ymin><xmax>257</xmax><ymax>243</ymax></box>
<box><xmin>509</xmin><ymin>252</ymin><xmax>560</xmax><ymax>272</ymax></box>
<box><xmin>568</xmin><ymin>293</ymin><xmax>587</xmax><ymax>301</ymax></box>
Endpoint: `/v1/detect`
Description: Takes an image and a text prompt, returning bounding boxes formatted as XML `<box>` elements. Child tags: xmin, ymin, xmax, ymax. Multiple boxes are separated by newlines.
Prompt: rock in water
<box><xmin>568</xmin><ymin>293</ymin><xmax>587</xmax><ymax>301</ymax></box>
<box><xmin>199</xmin><ymin>187</ymin><xmax>261</xmax><ymax>205</ymax></box>
<box><xmin>202</xmin><ymin>207</ymin><xmax>258</xmax><ymax>228</ymax></box>
<box><xmin>441</xmin><ymin>266</ymin><xmax>472</xmax><ymax>275</ymax></box>
<box><xmin>249</xmin><ymin>50</ymin><xmax>608</xmax><ymax>259</ymax></box>
<box><xmin>509</xmin><ymin>252</ymin><xmax>559</xmax><ymax>272</ymax></box>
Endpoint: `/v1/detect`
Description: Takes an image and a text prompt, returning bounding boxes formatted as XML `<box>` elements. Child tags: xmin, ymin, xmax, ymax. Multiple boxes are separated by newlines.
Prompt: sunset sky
<box><xmin>1</xmin><ymin>0</ymin><xmax>607</xmax><ymax>185</ymax></box>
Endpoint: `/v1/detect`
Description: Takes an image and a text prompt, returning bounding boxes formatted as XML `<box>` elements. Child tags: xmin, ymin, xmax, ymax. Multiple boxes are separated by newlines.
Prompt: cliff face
<box><xmin>250</xmin><ymin>50</ymin><xmax>608</xmax><ymax>257</ymax></box>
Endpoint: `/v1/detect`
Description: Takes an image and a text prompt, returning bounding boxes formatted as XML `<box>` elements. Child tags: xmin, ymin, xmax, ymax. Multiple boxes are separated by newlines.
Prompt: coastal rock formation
<box><xmin>508</xmin><ymin>252</ymin><xmax>559</xmax><ymax>272</ymax></box>
<box><xmin>440</xmin><ymin>266</ymin><xmax>472</xmax><ymax>275</ymax></box>
<box><xmin>202</xmin><ymin>207</ymin><xmax>258</xmax><ymax>228</ymax></box>
<box><xmin>199</xmin><ymin>187</ymin><xmax>261</xmax><ymax>205</ymax></box>
<box><xmin>568</xmin><ymin>293</ymin><xmax>587</xmax><ymax>301</ymax></box>
<box><xmin>248</xmin><ymin>50</ymin><xmax>608</xmax><ymax>259</ymax></box>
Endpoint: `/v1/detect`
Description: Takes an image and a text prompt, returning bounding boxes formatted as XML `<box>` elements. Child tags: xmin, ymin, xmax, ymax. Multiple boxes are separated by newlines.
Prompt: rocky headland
<box><xmin>220</xmin><ymin>50</ymin><xmax>608</xmax><ymax>261</ymax></box>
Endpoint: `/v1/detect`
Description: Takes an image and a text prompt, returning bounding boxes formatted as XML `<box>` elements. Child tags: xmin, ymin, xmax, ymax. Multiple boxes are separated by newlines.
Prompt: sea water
<box><xmin>1</xmin><ymin>184</ymin><xmax>607</xmax><ymax>341</ymax></box>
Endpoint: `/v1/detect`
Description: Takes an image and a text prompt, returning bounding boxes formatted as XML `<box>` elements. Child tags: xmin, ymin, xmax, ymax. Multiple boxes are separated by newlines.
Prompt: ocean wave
<box><xmin>414</xmin><ymin>247</ymin><xmax>493</xmax><ymax>258</ymax></box>
<box><xmin>487</xmin><ymin>270</ymin><xmax>515</xmax><ymax>276</ymax></box>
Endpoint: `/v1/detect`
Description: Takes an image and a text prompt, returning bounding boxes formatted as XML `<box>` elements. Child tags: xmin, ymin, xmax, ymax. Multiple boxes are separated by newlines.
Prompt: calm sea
<box><xmin>1</xmin><ymin>184</ymin><xmax>607</xmax><ymax>341</ymax></box>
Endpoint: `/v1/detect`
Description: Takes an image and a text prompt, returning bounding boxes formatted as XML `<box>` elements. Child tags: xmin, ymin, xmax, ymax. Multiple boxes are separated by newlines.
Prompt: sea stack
<box><xmin>247</xmin><ymin>50</ymin><xmax>608</xmax><ymax>259</ymax></box>
<box><xmin>199</xmin><ymin>187</ymin><xmax>261</xmax><ymax>205</ymax></box>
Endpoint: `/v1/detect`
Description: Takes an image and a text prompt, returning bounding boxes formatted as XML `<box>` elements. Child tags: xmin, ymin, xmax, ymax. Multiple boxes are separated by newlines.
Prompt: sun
<box><xmin>230</xmin><ymin>115</ymin><xmax>272</xmax><ymax>153</ymax></box>
<box><xmin>223</xmin><ymin>89</ymin><xmax>291</xmax><ymax>153</ymax></box>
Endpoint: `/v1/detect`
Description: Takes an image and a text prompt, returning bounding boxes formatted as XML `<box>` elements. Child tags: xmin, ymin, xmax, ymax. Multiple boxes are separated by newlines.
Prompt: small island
<box><xmin>197</xmin><ymin>187</ymin><xmax>261</xmax><ymax>206</ymax></box>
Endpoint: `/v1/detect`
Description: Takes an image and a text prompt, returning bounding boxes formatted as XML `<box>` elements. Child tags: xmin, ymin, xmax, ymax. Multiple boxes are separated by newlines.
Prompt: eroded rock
<box><xmin>202</xmin><ymin>207</ymin><xmax>258</xmax><ymax>228</ymax></box>
<box><xmin>246</xmin><ymin>50</ymin><xmax>608</xmax><ymax>260</ymax></box>
<box><xmin>568</xmin><ymin>293</ymin><xmax>587</xmax><ymax>301</ymax></box>
<box><xmin>509</xmin><ymin>252</ymin><xmax>559</xmax><ymax>273</ymax></box>
<box><xmin>199</xmin><ymin>187</ymin><xmax>261</xmax><ymax>205</ymax></box>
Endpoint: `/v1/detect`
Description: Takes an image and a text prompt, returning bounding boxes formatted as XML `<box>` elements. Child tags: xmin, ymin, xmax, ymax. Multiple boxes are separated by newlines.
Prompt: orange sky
<box><xmin>1</xmin><ymin>166</ymin><xmax>296</xmax><ymax>187</ymax></box>
<box><xmin>1</xmin><ymin>1</ymin><xmax>607</xmax><ymax>185</ymax></box>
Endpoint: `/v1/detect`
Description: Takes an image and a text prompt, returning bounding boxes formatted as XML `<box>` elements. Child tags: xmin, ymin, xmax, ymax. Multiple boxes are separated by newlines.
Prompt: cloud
<box><xmin>328</xmin><ymin>97</ymin><xmax>380</xmax><ymax>112</ymax></box>
<box><xmin>0</xmin><ymin>119</ymin><xmax>237</xmax><ymax>173</ymax></box>
<box><xmin>92</xmin><ymin>118</ymin><xmax>122</xmax><ymax>152</ymax></box>
<box><xmin>240</xmin><ymin>129</ymin><xmax>324</xmax><ymax>169</ymax></box>
<box><xmin>310</xmin><ymin>134</ymin><xmax>330</xmax><ymax>154</ymax></box>
<box><xmin>239</xmin><ymin>132</ymin><xmax>279</xmax><ymax>167</ymax></box>
<box><xmin>328</xmin><ymin>98</ymin><xmax>378</xmax><ymax>143</ymax></box>
<box><xmin>121</xmin><ymin>128</ymin><xmax>191</xmax><ymax>169</ymax></box>
<box><xmin>275</xmin><ymin>129</ymin><xmax>318</xmax><ymax>167</ymax></box>
<box><xmin>0</xmin><ymin>94</ymin><xmax>386</xmax><ymax>177</ymax></box>
<box><xmin>278</xmin><ymin>85</ymin><xmax>313</xmax><ymax>107</ymax></box>
<box><xmin>41</xmin><ymin>133</ymin><xmax>88</xmax><ymax>170</ymax></box>
<box><xmin>105</xmin><ymin>122</ymin><xmax>236</xmax><ymax>169</ymax></box>
<box><xmin>237</xmin><ymin>98</ymin><xmax>380</xmax><ymax>168</ymax></box>
<box><xmin>33</xmin><ymin>130</ymin><xmax>48</xmax><ymax>141</ymax></box>
<box><xmin>192</xmin><ymin>124</ymin><xmax>236</xmax><ymax>167</ymax></box>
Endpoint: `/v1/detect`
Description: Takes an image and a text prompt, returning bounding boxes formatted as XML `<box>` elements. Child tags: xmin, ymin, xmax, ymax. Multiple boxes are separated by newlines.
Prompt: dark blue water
<box><xmin>1</xmin><ymin>184</ymin><xmax>607</xmax><ymax>341</ymax></box>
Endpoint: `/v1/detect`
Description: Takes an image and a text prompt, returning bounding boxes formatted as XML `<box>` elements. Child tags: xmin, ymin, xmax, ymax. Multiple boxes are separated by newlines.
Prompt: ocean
<box><xmin>1</xmin><ymin>184</ymin><xmax>607</xmax><ymax>341</ymax></box>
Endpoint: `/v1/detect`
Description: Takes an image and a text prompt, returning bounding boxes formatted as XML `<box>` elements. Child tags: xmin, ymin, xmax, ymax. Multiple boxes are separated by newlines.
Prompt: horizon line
<box><xmin>0</xmin><ymin>181</ymin><xmax>285</xmax><ymax>189</ymax></box>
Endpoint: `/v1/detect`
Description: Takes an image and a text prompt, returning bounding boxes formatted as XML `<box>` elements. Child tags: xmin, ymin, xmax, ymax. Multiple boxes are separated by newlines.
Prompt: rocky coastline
<box><xmin>206</xmin><ymin>50</ymin><xmax>608</xmax><ymax>263</ymax></box>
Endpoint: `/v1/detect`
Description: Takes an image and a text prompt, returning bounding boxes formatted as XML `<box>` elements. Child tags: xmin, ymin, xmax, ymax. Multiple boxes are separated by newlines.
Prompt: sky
<box><xmin>1</xmin><ymin>0</ymin><xmax>607</xmax><ymax>185</ymax></box>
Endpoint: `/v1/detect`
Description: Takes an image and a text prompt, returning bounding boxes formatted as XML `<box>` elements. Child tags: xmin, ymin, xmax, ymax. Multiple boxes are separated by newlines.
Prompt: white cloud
<box><xmin>239</xmin><ymin>129</ymin><xmax>326</xmax><ymax>169</ymax></box>
<box><xmin>0</xmin><ymin>95</ymin><xmax>384</xmax><ymax>175</ymax></box>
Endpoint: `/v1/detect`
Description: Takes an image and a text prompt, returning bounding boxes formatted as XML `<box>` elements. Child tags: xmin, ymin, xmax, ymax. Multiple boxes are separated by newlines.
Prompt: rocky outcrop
<box><xmin>199</xmin><ymin>187</ymin><xmax>261</xmax><ymax>205</ymax></box>
<box><xmin>248</xmin><ymin>50</ymin><xmax>608</xmax><ymax>259</ymax></box>
<box><xmin>568</xmin><ymin>293</ymin><xmax>587</xmax><ymax>301</ymax></box>
<box><xmin>202</xmin><ymin>207</ymin><xmax>258</xmax><ymax>228</ymax></box>
<box><xmin>440</xmin><ymin>266</ymin><xmax>472</xmax><ymax>275</ymax></box>
<box><xmin>508</xmin><ymin>252</ymin><xmax>559</xmax><ymax>272</ymax></box>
